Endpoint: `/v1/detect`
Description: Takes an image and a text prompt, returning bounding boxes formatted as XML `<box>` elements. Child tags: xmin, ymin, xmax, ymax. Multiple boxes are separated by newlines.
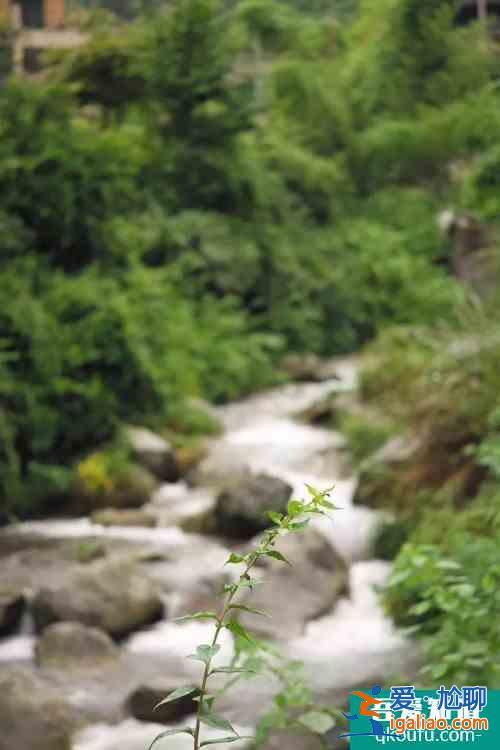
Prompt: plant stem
<box><xmin>191</xmin><ymin>487</ymin><xmax>331</xmax><ymax>749</ymax></box>
<box><xmin>192</xmin><ymin>557</ymin><xmax>256</xmax><ymax>750</ymax></box>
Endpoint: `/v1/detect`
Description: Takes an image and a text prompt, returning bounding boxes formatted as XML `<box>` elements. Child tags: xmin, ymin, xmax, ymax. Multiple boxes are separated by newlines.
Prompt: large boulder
<box><xmin>437</xmin><ymin>209</ymin><xmax>496</xmax><ymax>299</ymax></box>
<box><xmin>239</xmin><ymin>528</ymin><xmax>348</xmax><ymax>639</ymax></box>
<box><xmin>35</xmin><ymin>622</ymin><xmax>119</xmax><ymax>669</ymax></box>
<box><xmin>0</xmin><ymin>667</ymin><xmax>80</xmax><ymax>750</ymax></box>
<box><xmin>126</xmin><ymin>680</ymin><xmax>198</xmax><ymax>724</ymax></box>
<box><xmin>32</xmin><ymin>556</ymin><xmax>163</xmax><ymax>638</ymax></box>
<box><xmin>150</xmin><ymin>483</ymin><xmax>216</xmax><ymax>534</ymax></box>
<box><xmin>73</xmin><ymin>464</ymin><xmax>157</xmax><ymax>513</ymax></box>
<box><xmin>214</xmin><ymin>472</ymin><xmax>293</xmax><ymax>539</ymax></box>
<box><xmin>127</xmin><ymin>427</ymin><xmax>180</xmax><ymax>482</ymax></box>
<box><xmin>0</xmin><ymin>586</ymin><xmax>25</xmax><ymax>636</ymax></box>
<box><xmin>281</xmin><ymin>354</ymin><xmax>340</xmax><ymax>383</ymax></box>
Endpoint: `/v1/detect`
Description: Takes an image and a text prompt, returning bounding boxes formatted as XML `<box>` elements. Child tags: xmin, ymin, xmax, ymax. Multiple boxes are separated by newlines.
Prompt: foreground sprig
<box><xmin>148</xmin><ymin>485</ymin><xmax>338</xmax><ymax>750</ymax></box>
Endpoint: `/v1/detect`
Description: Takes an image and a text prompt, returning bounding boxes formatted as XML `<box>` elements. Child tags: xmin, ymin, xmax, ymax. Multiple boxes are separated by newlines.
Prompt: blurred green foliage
<box><xmin>2</xmin><ymin>0</ymin><xmax>500</xmax><ymax>520</ymax></box>
<box><xmin>354</xmin><ymin>304</ymin><xmax>500</xmax><ymax>684</ymax></box>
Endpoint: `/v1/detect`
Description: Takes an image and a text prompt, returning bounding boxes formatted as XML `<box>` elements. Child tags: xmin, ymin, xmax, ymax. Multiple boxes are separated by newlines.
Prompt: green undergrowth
<box><xmin>3</xmin><ymin>0</ymin><xmax>500</xmax><ymax>519</ymax></box>
<box><xmin>350</xmin><ymin>303</ymin><xmax>500</xmax><ymax>685</ymax></box>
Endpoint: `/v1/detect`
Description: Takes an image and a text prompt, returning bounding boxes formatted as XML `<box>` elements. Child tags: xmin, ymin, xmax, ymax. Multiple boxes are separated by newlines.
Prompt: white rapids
<box><xmin>0</xmin><ymin>357</ymin><xmax>416</xmax><ymax>750</ymax></box>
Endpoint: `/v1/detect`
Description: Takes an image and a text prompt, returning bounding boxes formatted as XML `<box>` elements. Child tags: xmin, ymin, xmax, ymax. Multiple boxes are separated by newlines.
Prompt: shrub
<box><xmin>0</xmin><ymin>261</ymin><xmax>278</xmax><ymax>520</ymax></box>
<box><xmin>385</xmin><ymin>537</ymin><xmax>500</xmax><ymax>686</ymax></box>
<box><xmin>0</xmin><ymin>79</ymin><xmax>143</xmax><ymax>270</ymax></box>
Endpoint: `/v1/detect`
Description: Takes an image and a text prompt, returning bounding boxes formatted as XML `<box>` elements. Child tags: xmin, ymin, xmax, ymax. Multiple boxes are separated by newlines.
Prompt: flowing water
<box><xmin>0</xmin><ymin>358</ymin><xmax>416</xmax><ymax>749</ymax></box>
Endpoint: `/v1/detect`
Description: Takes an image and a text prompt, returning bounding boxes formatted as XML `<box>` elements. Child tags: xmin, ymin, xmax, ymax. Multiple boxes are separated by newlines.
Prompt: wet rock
<box><xmin>259</xmin><ymin>729</ymin><xmax>325</xmax><ymax>750</ymax></box>
<box><xmin>0</xmin><ymin>586</ymin><xmax>25</xmax><ymax>636</ymax></box>
<box><xmin>144</xmin><ymin>536</ymin><xmax>231</xmax><ymax>617</ymax></box>
<box><xmin>214</xmin><ymin>472</ymin><xmax>293</xmax><ymax>539</ymax></box>
<box><xmin>0</xmin><ymin>666</ymin><xmax>81</xmax><ymax>750</ymax></box>
<box><xmin>149</xmin><ymin>483</ymin><xmax>216</xmax><ymax>534</ymax></box>
<box><xmin>175</xmin><ymin>441</ymin><xmax>209</xmax><ymax>477</ymax></box>
<box><xmin>73</xmin><ymin>464</ymin><xmax>157</xmax><ymax>513</ymax></box>
<box><xmin>127</xmin><ymin>681</ymin><xmax>198</xmax><ymax>724</ymax></box>
<box><xmin>35</xmin><ymin>622</ymin><xmax>119</xmax><ymax>669</ymax></box>
<box><xmin>239</xmin><ymin>528</ymin><xmax>348</xmax><ymax>639</ymax></box>
<box><xmin>91</xmin><ymin>508</ymin><xmax>157</xmax><ymax>528</ymax></box>
<box><xmin>32</xmin><ymin>556</ymin><xmax>163</xmax><ymax>638</ymax></box>
<box><xmin>281</xmin><ymin>354</ymin><xmax>340</xmax><ymax>383</ymax></box>
<box><xmin>127</xmin><ymin>427</ymin><xmax>180</xmax><ymax>482</ymax></box>
<box><xmin>353</xmin><ymin>435</ymin><xmax>419</xmax><ymax>510</ymax></box>
<box><xmin>295</xmin><ymin>390</ymin><xmax>340</xmax><ymax>425</ymax></box>
<box><xmin>437</xmin><ymin>209</ymin><xmax>497</xmax><ymax>298</ymax></box>
<box><xmin>372</xmin><ymin>435</ymin><xmax>419</xmax><ymax>466</ymax></box>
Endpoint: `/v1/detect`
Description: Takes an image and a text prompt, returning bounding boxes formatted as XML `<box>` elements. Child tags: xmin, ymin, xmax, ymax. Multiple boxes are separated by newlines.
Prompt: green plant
<box><xmin>254</xmin><ymin>654</ymin><xmax>346</xmax><ymax>746</ymax></box>
<box><xmin>338</xmin><ymin>412</ymin><xmax>394</xmax><ymax>465</ymax></box>
<box><xmin>148</xmin><ymin>486</ymin><xmax>339</xmax><ymax>750</ymax></box>
<box><xmin>385</xmin><ymin>539</ymin><xmax>500</xmax><ymax>686</ymax></box>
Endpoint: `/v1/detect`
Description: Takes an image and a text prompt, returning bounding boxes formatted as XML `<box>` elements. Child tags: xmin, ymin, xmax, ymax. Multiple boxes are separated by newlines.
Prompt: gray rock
<box><xmin>214</xmin><ymin>472</ymin><xmax>293</xmax><ymax>539</ymax></box>
<box><xmin>259</xmin><ymin>729</ymin><xmax>325</xmax><ymax>750</ymax></box>
<box><xmin>239</xmin><ymin>528</ymin><xmax>348</xmax><ymax>639</ymax></box>
<box><xmin>36</xmin><ymin>622</ymin><xmax>119</xmax><ymax>669</ymax></box>
<box><xmin>372</xmin><ymin>435</ymin><xmax>420</xmax><ymax>466</ymax></box>
<box><xmin>281</xmin><ymin>354</ymin><xmax>340</xmax><ymax>383</ymax></box>
<box><xmin>0</xmin><ymin>586</ymin><xmax>25</xmax><ymax>636</ymax></box>
<box><xmin>127</xmin><ymin>427</ymin><xmax>180</xmax><ymax>482</ymax></box>
<box><xmin>126</xmin><ymin>681</ymin><xmax>198</xmax><ymax>724</ymax></box>
<box><xmin>32</xmin><ymin>556</ymin><xmax>163</xmax><ymax>638</ymax></box>
<box><xmin>0</xmin><ymin>666</ymin><xmax>80</xmax><ymax>750</ymax></box>
<box><xmin>353</xmin><ymin>434</ymin><xmax>419</xmax><ymax>509</ymax></box>
<box><xmin>149</xmin><ymin>483</ymin><xmax>216</xmax><ymax>534</ymax></box>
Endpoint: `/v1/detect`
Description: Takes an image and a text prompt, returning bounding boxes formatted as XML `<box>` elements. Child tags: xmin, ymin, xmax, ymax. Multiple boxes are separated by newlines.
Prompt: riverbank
<box><xmin>0</xmin><ymin>356</ymin><xmax>418</xmax><ymax>750</ymax></box>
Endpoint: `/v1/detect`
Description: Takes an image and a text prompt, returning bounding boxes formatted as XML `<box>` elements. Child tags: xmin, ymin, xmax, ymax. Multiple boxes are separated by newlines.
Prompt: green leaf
<box><xmin>228</xmin><ymin>604</ymin><xmax>270</xmax><ymax>618</ymax></box>
<box><xmin>225</xmin><ymin>553</ymin><xmax>246</xmax><ymax>565</ymax></box>
<box><xmin>194</xmin><ymin>693</ymin><xmax>215</xmax><ymax>706</ymax></box>
<box><xmin>263</xmin><ymin>550</ymin><xmax>292</xmax><ymax>566</ymax></box>
<box><xmin>436</xmin><ymin>560</ymin><xmax>462</xmax><ymax>571</ymax></box>
<box><xmin>289</xmin><ymin>519</ymin><xmax>310</xmax><ymax>531</ymax></box>
<box><xmin>482</xmin><ymin>573</ymin><xmax>497</xmax><ymax>593</ymax></box>
<box><xmin>298</xmin><ymin>711</ymin><xmax>336</xmax><ymax>735</ymax></box>
<box><xmin>200</xmin><ymin>707</ymin><xmax>238</xmax><ymax>734</ymax></box>
<box><xmin>174</xmin><ymin>612</ymin><xmax>219</xmax><ymax>623</ymax></box>
<box><xmin>319</xmin><ymin>498</ymin><xmax>340</xmax><ymax>510</ymax></box>
<box><xmin>154</xmin><ymin>686</ymin><xmax>197</xmax><ymax>710</ymax></box>
<box><xmin>147</xmin><ymin>728</ymin><xmax>194</xmax><ymax>750</ymax></box>
<box><xmin>200</xmin><ymin>737</ymin><xmax>254</xmax><ymax>747</ymax></box>
<box><xmin>188</xmin><ymin>644</ymin><xmax>221</xmax><ymax>665</ymax></box>
<box><xmin>287</xmin><ymin>499</ymin><xmax>304</xmax><ymax>516</ymax></box>
<box><xmin>225</xmin><ymin>619</ymin><xmax>255</xmax><ymax>643</ymax></box>
<box><xmin>409</xmin><ymin>600</ymin><xmax>432</xmax><ymax>616</ymax></box>
<box><xmin>267</xmin><ymin>511</ymin><xmax>283</xmax><ymax>525</ymax></box>
<box><xmin>305</xmin><ymin>484</ymin><xmax>320</xmax><ymax>499</ymax></box>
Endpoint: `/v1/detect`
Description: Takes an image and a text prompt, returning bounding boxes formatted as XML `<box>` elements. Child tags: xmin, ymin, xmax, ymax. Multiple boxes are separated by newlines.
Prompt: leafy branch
<box><xmin>148</xmin><ymin>484</ymin><xmax>338</xmax><ymax>750</ymax></box>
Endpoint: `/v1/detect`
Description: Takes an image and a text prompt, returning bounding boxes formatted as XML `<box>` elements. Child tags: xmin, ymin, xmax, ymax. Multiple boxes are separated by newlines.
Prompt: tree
<box><xmin>478</xmin><ymin>0</ymin><xmax>488</xmax><ymax>20</ymax></box>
